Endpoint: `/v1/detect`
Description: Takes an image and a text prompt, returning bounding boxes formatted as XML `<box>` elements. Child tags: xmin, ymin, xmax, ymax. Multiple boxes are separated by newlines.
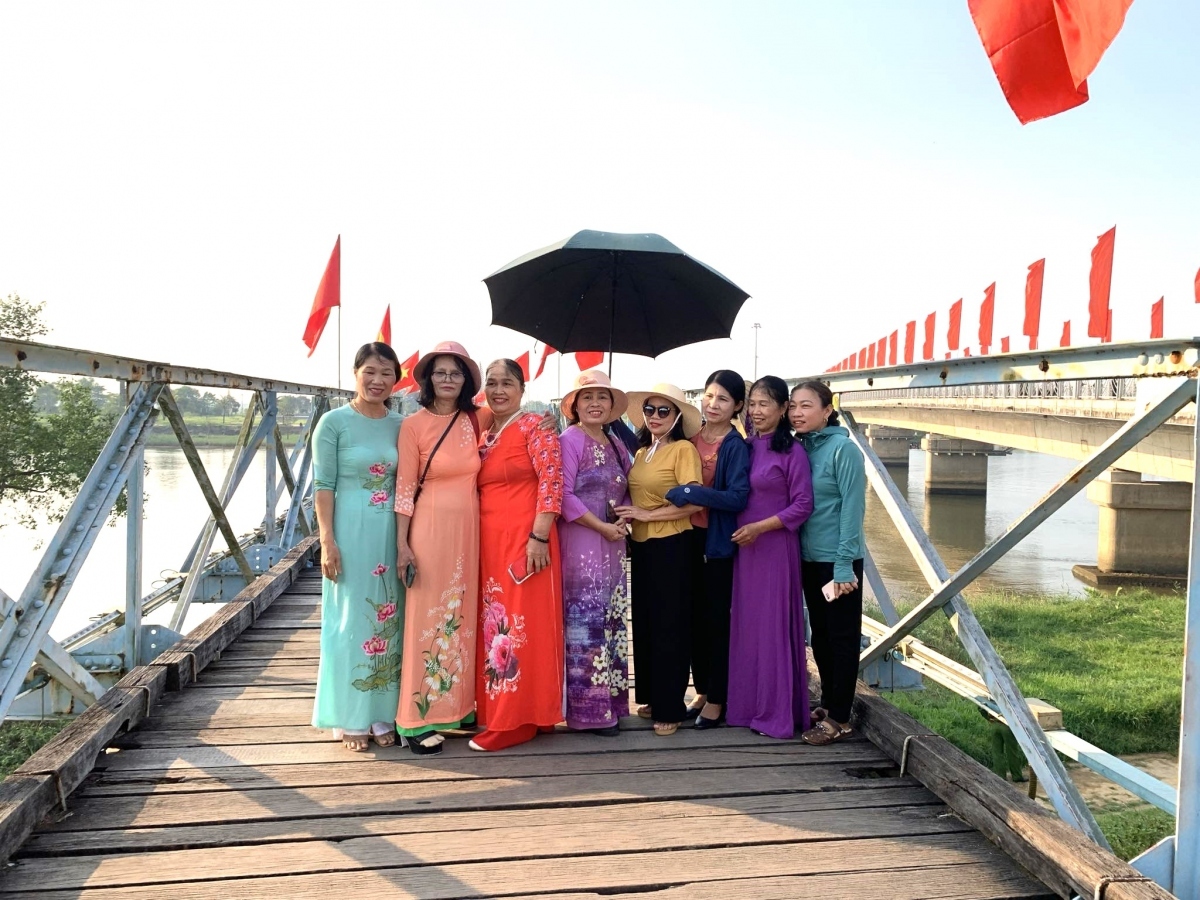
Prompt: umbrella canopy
<box><xmin>484</xmin><ymin>230</ymin><xmax>749</xmax><ymax>359</ymax></box>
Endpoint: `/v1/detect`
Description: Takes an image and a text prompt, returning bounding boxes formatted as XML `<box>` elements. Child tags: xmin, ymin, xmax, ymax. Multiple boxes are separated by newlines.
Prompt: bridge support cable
<box><xmin>0</xmin><ymin>381</ymin><xmax>163</xmax><ymax>722</ymax></box>
<box><xmin>169</xmin><ymin>397</ymin><xmax>278</xmax><ymax>632</ymax></box>
<box><xmin>841</xmin><ymin>410</ymin><xmax>1109</xmax><ymax>847</ymax></box>
<box><xmin>862</xmin><ymin>548</ymin><xmax>900</xmax><ymax>625</ymax></box>
<box><xmin>855</xmin><ymin>375</ymin><xmax>1198</xmax><ymax>674</ymax></box>
<box><xmin>157</xmin><ymin>388</ymin><xmax>256</xmax><ymax>584</ymax></box>
<box><xmin>1174</xmin><ymin>378</ymin><xmax>1200</xmax><ymax>897</ymax></box>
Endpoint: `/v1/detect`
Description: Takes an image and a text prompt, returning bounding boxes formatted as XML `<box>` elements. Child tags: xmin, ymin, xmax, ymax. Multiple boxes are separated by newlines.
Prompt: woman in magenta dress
<box><xmin>557</xmin><ymin>370</ymin><xmax>632</xmax><ymax>734</ymax></box>
<box><xmin>726</xmin><ymin>375</ymin><xmax>814</xmax><ymax>739</ymax></box>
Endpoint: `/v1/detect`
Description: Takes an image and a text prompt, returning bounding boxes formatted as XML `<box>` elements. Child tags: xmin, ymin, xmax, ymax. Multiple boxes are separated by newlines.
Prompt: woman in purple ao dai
<box><xmin>727</xmin><ymin>375</ymin><xmax>815</xmax><ymax>739</ymax></box>
<box><xmin>557</xmin><ymin>371</ymin><xmax>633</xmax><ymax>734</ymax></box>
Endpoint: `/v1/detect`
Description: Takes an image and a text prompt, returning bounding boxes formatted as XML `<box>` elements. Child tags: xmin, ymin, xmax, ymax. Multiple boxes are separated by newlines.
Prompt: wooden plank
<box><xmin>159</xmin><ymin>684</ymin><xmax>316</xmax><ymax>700</ymax></box>
<box><xmin>4</xmin><ymin>833</ymin><xmax>1044</xmax><ymax>899</ymax></box>
<box><xmin>43</xmin><ymin>761</ymin><xmax>920</xmax><ymax>831</ymax></box>
<box><xmin>4</xmin><ymin>804</ymin><xmax>973</xmax><ymax>891</ymax></box>
<box><xmin>234</xmin><ymin>630</ymin><xmax>319</xmax><ymax>643</ymax></box>
<box><xmin>256</xmin><ymin>607</ymin><xmax>321</xmax><ymax>623</ymax></box>
<box><xmin>0</xmin><ymin>666</ymin><xmax>168</xmax><ymax>867</ymax></box>
<box><xmin>851</xmin><ymin>681</ymin><xmax>1174</xmax><ymax>900</ymax></box>
<box><xmin>94</xmin><ymin>736</ymin><xmax>876</xmax><ymax>772</ymax></box>
<box><xmin>209</xmin><ymin>648</ymin><xmax>321</xmax><ymax>663</ymax></box>
<box><xmin>79</xmin><ymin>747</ymin><xmax>893</xmax><ymax>797</ymax></box>
<box><xmin>112</xmin><ymin>725</ymin><xmax>332</xmax><ymax>750</ymax></box>
<box><xmin>156</xmin><ymin>535</ymin><xmax>319</xmax><ymax>689</ymax></box>
<box><xmin>21</xmin><ymin>786</ymin><xmax>942</xmax><ymax>855</ymax></box>
<box><xmin>498</xmin><ymin>866</ymin><xmax>1056</xmax><ymax>900</ymax></box>
<box><xmin>245</xmin><ymin>620</ymin><xmax>320</xmax><ymax>629</ymax></box>
<box><xmin>193</xmin><ymin>666</ymin><xmax>317</xmax><ymax>686</ymax></box>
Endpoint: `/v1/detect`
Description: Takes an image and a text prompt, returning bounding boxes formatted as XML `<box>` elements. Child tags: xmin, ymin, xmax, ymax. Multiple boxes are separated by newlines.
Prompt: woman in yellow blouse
<box><xmin>614</xmin><ymin>383</ymin><xmax>702</xmax><ymax>736</ymax></box>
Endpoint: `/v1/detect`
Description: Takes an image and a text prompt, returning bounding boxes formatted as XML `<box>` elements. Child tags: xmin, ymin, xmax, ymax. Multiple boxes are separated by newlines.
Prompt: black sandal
<box><xmin>405</xmin><ymin>731</ymin><xmax>444</xmax><ymax>755</ymax></box>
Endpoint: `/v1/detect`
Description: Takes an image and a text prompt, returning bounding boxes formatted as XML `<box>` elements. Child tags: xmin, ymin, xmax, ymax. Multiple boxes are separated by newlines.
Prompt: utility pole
<box><xmin>752</xmin><ymin>322</ymin><xmax>761</xmax><ymax>380</ymax></box>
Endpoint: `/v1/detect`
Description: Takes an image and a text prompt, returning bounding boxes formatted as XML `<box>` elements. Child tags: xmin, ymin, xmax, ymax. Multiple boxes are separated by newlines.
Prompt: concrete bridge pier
<box><xmin>1074</xmin><ymin>468</ymin><xmax>1192</xmax><ymax>587</ymax></box>
<box><xmin>864</xmin><ymin>425</ymin><xmax>914</xmax><ymax>467</ymax></box>
<box><xmin>921</xmin><ymin>436</ymin><xmax>1006</xmax><ymax>495</ymax></box>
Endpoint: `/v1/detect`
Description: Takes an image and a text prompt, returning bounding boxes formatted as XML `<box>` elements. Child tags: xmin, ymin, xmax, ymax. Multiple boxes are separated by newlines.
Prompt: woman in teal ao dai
<box><xmin>311</xmin><ymin>343</ymin><xmax>406</xmax><ymax>751</ymax></box>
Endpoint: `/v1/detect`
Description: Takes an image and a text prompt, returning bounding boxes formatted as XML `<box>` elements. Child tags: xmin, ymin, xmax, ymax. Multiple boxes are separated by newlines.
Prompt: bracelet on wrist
<box><xmin>528</xmin><ymin>532</ymin><xmax>549</xmax><ymax>544</ymax></box>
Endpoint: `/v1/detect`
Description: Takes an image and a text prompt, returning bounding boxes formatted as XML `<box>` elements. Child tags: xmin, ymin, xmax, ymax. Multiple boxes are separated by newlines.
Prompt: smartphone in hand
<box><xmin>508</xmin><ymin>556</ymin><xmax>535</xmax><ymax>585</ymax></box>
<box><xmin>404</xmin><ymin>563</ymin><xmax>417</xmax><ymax>588</ymax></box>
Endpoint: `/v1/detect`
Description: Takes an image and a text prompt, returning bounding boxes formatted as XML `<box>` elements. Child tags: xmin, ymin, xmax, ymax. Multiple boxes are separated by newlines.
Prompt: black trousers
<box><xmin>688</xmin><ymin>527</ymin><xmax>734</xmax><ymax>706</ymax></box>
<box><xmin>801</xmin><ymin>558</ymin><xmax>864</xmax><ymax>725</ymax></box>
<box><xmin>630</xmin><ymin>532</ymin><xmax>692</xmax><ymax>724</ymax></box>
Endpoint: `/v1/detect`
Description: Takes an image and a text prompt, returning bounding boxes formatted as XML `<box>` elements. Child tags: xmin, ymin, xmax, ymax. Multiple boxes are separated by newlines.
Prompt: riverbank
<box><xmin>880</xmin><ymin>586</ymin><xmax>1182</xmax><ymax>859</ymax></box>
<box><xmin>143</xmin><ymin>421</ymin><xmax>307</xmax><ymax>448</ymax></box>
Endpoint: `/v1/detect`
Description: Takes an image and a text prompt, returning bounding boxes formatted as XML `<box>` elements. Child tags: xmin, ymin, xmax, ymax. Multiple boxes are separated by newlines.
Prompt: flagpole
<box><xmin>337</xmin><ymin>306</ymin><xmax>342</xmax><ymax>390</ymax></box>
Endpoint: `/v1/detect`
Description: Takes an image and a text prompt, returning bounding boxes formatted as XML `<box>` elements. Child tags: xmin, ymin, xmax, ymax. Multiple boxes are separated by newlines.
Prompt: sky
<box><xmin>2</xmin><ymin>2</ymin><xmax>1198</xmax><ymax>401</ymax></box>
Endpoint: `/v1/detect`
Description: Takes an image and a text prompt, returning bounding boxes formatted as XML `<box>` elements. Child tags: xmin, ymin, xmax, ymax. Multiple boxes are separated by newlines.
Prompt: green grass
<box><xmin>878</xmin><ymin>587</ymin><xmax>1183</xmax><ymax>859</ymax></box>
<box><xmin>0</xmin><ymin>720</ymin><xmax>68</xmax><ymax>779</ymax></box>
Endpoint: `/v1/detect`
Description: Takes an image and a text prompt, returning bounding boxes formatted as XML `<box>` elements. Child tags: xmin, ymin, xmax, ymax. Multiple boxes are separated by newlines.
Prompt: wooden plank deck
<box><xmin>0</xmin><ymin>567</ymin><xmax>1058</xmax><ymax>899</ymax></box>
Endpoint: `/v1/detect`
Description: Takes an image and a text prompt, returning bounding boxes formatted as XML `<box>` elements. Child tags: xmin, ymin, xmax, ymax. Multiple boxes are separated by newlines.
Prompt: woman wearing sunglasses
<box><xmin>614</xmin><ymin>384</ymin><xmax>703</xmax><ymax>736</ymax></box>
<box><xmin>470</xmin><ymin>359</ymin><xmax>565</xmax><ymax>752</ymax></box>
<box><xmin>393</xmin><ymin>341</ymin><xmax>483</xmax><ymax>755</ymax></box>
<box><xmin>727</xmin><ymin>375</ymin><xmax>814</xmax><ymax>739</ymax></box>
<box><xmin>664</xmin><ymin>370</ymin><xmax>750</xmax><ymax>730</ymax></box>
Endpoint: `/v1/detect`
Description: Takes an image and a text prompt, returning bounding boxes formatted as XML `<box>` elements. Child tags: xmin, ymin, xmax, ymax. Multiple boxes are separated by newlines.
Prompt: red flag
<box><xmin>923</xmin><ymin>313</ymin><xmax>936</xmax><ymax>360</ymax></box>
<box><xmin>393</xmin><ymin>350</ymin><xmax>419</xmax><ymax>393</ymax></box>
<box><xmin>376</xmin><ymin>305</ymin><xmax>391</xmax><ymax>346</ymax></box>
<box><xmin>1088</xmin><ymin>226</ymin><xmax>1116</xmax><ymax>338</ymax></box>
<box><xmin>1024</xmin><ymin>258</ymin><xmax>1044</xmax><ymax>349</ymax></box>
<box><xmin>1150</xmin><ymin>297</ymin><xmax>1164</xmax><ymax>339</ymax></box>
<box><xmin>978</xmin><ymin>283</ymin><xmax>995</xmax><ymax>354</ymax></box>
<box><xmin>575</xmin><ymin>351</ymin><xmax>604</xmax><ymax>370</ymax></box>
<box><xmin>867</xmin><ymin>343</ymin><xmax>876</xmax><ymax>368</ymax></box>
<box><xmin>514</xmin><ymin>351</ymin><xmax>531</xmax><ymax>382</ymax></box>
<box><xmin>472</xmin><ymin>389</ymin><xmax>486</xmax><ymax>406</ymax></box>
<box><xmin>904</xmin><ymin>321</ymin><xmax>916</xmax><ymax>364</ymax></box>
<box><xmin>947</xmin><ymin>299</ymin><xmax>963</xmax><ymax>351</ymax></box>
<box><xmin>1001</xmin><ymin>336</ymin><xmax>1011</xmax><ymax>353</ymax></box>
<box><xmin>888</xmin><ymin>330</ymin><xmax>898</xmax><ymax>366</ymax></box>
<box><xmin>1060</xmin><ymin>320</ymin><xmax>1071</xmax><ymax>347</ymax></box>
<box><xmin>1194</xmin><ymin>268</ymin><xmax>1200</xmax><ymax>304</ymax></box>
<box><xmin>858</xmin><ymin>348</ymin><xmax>868</xmax><ymax>369</ymax></box>
<box><xmin>533</xmin><ymin>344</ymin><xmax>556</xmax><ymax>379</ymax></box>
<box><xmin>1104</xmin><ymin>308</ymin><xmax>1113</xmax><ymax>343</ymax></box>
<box><xmin>876</xmin><ymin>337</ymin><xmax>887</xmax><ymax>366</ymax></box>
<box><xmin>963</xmin><ymin>347</ymin><xmax>972</xmax><ymax>357</ymax></box>
<box><xmin>968</xmin><ymin>0</ymin><xmax>1131</xmax><ymax>125</ymax></box>
<box><xmin>302</xmin><ymin>236</ymin><xmax>341</xmax><ymax>357</ymax></box>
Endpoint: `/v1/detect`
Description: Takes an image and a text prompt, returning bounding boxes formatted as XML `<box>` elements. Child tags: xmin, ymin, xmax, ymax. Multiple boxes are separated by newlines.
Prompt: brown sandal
<box><xmin>802</xmin><ymin>719</ymin><xmax>852</xmax><ymax>746</ymax></box>
<box><xmin>653</xmin><ymin>722</ymin><xmax>678</xmax><ymax>736</ymax></box>
<box><xmin>810</xmin><ymin>706</ymin><xmax>828</xmax><ymax>726</ymax></box>
<box><xmin>636</xmin><ymin>705</ymin><xmax>653</xmax><ymax>719</ymax></box>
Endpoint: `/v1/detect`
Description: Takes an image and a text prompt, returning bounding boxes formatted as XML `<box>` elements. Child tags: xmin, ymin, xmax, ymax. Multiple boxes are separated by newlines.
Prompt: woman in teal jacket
<box><xmin>789</xmin><ymin>380</ymin><xmax>865</xmax><ymax>745</ymax></box>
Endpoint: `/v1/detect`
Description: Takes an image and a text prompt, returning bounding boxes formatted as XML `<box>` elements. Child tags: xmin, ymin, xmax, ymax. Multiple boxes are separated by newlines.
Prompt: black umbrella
<box><xmin>484</xmin><ymin>230</ymin><xmax>749</xmax><ymax>367</ymax></box>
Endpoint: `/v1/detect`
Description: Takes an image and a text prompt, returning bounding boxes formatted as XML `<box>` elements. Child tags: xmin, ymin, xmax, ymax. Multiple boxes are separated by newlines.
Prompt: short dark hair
<box><xmin>418</xmin><ymin>354</ymin><xmax>479</xmax><ymax>412</ymax></box>
<box><xmin>485</xmin><ymin>358</ymin><xmax>526</xmax><ymax>390</ymax></box>
<box><xmin>791</xmin><ymin>380</ymin><xmax>839</xmax><ymax>426</ymax></box>
<box><xmin>750</xmin><ymin>375</ymin><xmax>795</xmax><ymax>453</ymax></box>
<box><xmin>352</xmin><ymin>343</ymin><xmax>401</xmax><ymax>410</ymax></box>
<box><xmin>636</xmin><ymin>401</ymin><xmax>687</xmax><ymax>448</ymax></box>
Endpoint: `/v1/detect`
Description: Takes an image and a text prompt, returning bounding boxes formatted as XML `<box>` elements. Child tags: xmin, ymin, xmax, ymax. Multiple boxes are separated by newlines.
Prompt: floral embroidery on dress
<box><xmin>411</xmin><ymin>556</ymin><xmax>472</xmax><ymax>719</ymax></box>
<box><xmin>362</xmin><ymin>461</ymin><xmax>395</xmax><ymax>510</ymax></box>
<box><xmin>479</xmin><ymin>578</ymin><xmax>528</xmax><ymax>698</ymax></box>
<box><xmin>352</xmin><ymin>562</ymin><xmax>402</xmax><ymax>692</ymax></box>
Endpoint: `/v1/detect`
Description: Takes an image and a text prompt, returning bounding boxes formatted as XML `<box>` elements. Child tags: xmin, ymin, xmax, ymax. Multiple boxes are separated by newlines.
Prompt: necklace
<box><xmin>481</xmin><ymin>408</ymin><xmax>523</xmax><ymax>455</ymax></box>
<box><xmin>351</xmin><ymin>397</ymin><xmax>387</xmax><ymax>419</ymax></box>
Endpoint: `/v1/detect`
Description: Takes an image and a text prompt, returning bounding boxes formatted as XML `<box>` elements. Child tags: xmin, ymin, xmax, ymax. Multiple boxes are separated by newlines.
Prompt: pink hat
<box><xmin>561</xmin><ymin>369</ymin><xmax>629</xmax><ymax>424</ymax></box>
<box><xmin>413</xmin><ymin>341</ymin><xmax>482</xmax><ymax>388</ymax></box>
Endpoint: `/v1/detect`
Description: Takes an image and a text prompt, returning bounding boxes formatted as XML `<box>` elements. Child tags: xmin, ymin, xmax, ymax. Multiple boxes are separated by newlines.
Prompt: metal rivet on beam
<box><xmin>107</xmin><ymin>464</ymin><xmax>118</xmax><ymax>471</ymax></box>
<box><xmin>31</xmin><ymin>600</ymin><xmax>44</xmax><ymax>609</ymax></box>
<box><xmin>0</xmin><ymin>659</ymin><xmax>12</xmax><ymax>668</ymax></box>
<box><xmin>17</xmin><ymin>628</ymin><xmax>28</xmax><ymax>637</ymax></box>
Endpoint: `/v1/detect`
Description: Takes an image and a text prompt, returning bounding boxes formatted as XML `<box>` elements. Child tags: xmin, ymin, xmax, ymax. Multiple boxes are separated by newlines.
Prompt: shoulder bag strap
<box><xmin>413</xmin><ymin>411</ymin><xmax>461</xmax><ymax>505</ymax></box>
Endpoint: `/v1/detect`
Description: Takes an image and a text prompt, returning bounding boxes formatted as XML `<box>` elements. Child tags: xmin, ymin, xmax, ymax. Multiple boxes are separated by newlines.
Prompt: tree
<box><xmin>0</xmin><ymin>294</ymin><xmax>125</xmax><ymax>526</ymax></box>
<box><xmin>173</xmin><ymin>386</ymin><xmax>201</xmax><ymax>415</ymax></box>
<box><xmin>198</xmin><ymin>392</ymin><xmax>218</xmax><ymax>417</ymax></box>
<box><xmin>218</xmin><ymin>394</ymin><xmax>240</xmax><ymax>422</ymax></box>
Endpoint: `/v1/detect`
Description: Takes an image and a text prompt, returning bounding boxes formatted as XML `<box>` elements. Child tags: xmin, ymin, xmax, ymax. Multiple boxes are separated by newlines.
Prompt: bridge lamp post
<box><xmin>752</xmin><ymin>322</ymin><xmax>761</xmax><ymax>380</ymax></box>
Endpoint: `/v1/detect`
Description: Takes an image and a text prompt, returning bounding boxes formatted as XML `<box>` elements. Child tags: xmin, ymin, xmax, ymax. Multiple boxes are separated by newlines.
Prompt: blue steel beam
<box><xmin>0</xmin><ymin>382</ymin><xmax>162</xmax><ymax>720</ymax></box>
<box><xmin>856</xmin><ymin>375</ymin><xmax>1198</xmax><ymax>672</ymax></box>
<box><xmin>806</xmin><ymin>338</ymin><xmax>1200</xmax><ymax>393</ymax></box>
<box><xmin>1175</xmin><ymin>378</ymin><xmax>1200</xmax><ymax>897</ymax></box>
<box><xmin>1</xmin><ymin>338</ymin><xmax>354</xmax><ymax>398</ymax></box>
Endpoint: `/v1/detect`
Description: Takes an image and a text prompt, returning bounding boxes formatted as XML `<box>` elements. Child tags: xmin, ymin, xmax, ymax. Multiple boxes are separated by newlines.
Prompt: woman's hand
<box><xmin>599</xmin><ymin>521</ymin><xmax>628</xmax><ymax>542</ymax></box>
<box><xmin>321</xmin><ymin>540</ymin><xmax>343</xmax><ymax>581</ymax></box>
<box><xmin>527</xmin><ymin>536</ymin><xmax>551</xmax><ymax>573</ymax></box>
<box><xmin>395</xmin><ymin>540</ymin><xmax>416</xmax><ymax>577</ymax></box>
<box><xmin>731</xmin><ymin>521</ymin><xmax>764</xmax><ymax>546</ymax></box>
<box><xmin>613</xmin><ymin>505</ymin><xmax>651</xmax><ymax>523</ymax></box>
<box><xmin>537</xmin><ymin>410</ymin><xmax>559</xmax><ymax>433</ymax></box>
<box><xmin>836</xmin><ymin>579</ymin><xmax>859</xmax><ymax>597</ymax></box>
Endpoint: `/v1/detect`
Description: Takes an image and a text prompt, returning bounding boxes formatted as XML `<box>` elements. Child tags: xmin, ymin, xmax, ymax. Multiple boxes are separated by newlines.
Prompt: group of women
<box><xmin>311</xmin><ymin>338</ymin><xmax>866</xmax><ymax>755</ymax></box>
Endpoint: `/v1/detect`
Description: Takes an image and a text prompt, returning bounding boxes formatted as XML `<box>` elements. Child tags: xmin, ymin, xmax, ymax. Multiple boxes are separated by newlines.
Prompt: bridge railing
<box><xmin>0</xmin><ymin>338</ymin><xmax>353</xmax><ymax>722</ymax></box>
<box><xmin>805</xmin><ymin>339</ymin><xmax>1200</xmax><ymax>892</ymax></box>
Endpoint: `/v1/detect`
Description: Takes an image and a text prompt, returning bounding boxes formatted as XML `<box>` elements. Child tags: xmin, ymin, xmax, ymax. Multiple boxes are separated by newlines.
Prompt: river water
<box><xmin>1</xmin><ymin>446</ymin><xmax>1098</xmax><ymax>640</ymax></box>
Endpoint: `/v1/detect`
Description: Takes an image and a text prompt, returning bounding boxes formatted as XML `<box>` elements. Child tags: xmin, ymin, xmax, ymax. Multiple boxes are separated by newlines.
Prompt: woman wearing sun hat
<box><xmin>558</xmin><ymin>369</ymin><xmax>634</xmax><ymax>735</ymax></box>
<box><xmin>614</xmin><ymin>383</ymin><xmax>703</xmax><ymax>736</ymax></box>
<box><xmin>394</xmin><ymin>340</ymin><xmax>483</xmax><ymax>755</ymax></box>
